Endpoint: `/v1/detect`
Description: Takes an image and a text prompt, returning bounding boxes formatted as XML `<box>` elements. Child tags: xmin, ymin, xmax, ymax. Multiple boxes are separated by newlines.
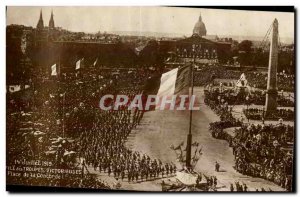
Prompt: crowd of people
<box><xmin>203</xmin><ymin>81</ymin><xmax>294</xmax><ymax>191</ymax></box>
<box><xmin>194</xmin><ymin>64</ymin><xmax>241</xmax><ymax>86</ymax></box>
<box><xmin>247</xmin><ymin>72</ymin><xmax>294</xmax><ymax>92</ymax></box>
<box><xmin>7</xmin><ymin>60</ymin><xmax>295</xmax><ymax>191</ymax></box>
<box><xmin>232</xmin><ymin>124</ymin><xmax>294</xmax><ymax>191</ymax></box>
<box><xmin>208</xmin><ymin>116</ymin><xmax>294</xmax><ymax>191</ymax></box>
<box><xmin>204</xmin><ymin>88</ymin><xmax>243</xmax><ymax>141</ymax></box>
<box><xmin>243</xmin><ymin>108</ymin><xmax>294</xmax><ymax>121</ymax></box>
<box><xmin>193</xmin><ymin>64</ymin><xmax>294</xmax><ymax>94</ymax></box>
<box><xmin>203</xmin><ymin>84</ymin><xmax>294</xmax><ymax>107</ymax></box>
<box><xmin>81</xmin><ymin>106</ymin><xmax>177</xmax><ymax>182</ymax></box>
<box><xmin>229</xmin><ymin>181</ymin><xmax>274</xmax><ymax>192</ymax></box>
<box><xmin>7</xmin><ymin>65</ymin><xmax>177</xmax><ymax>188</ymax></box>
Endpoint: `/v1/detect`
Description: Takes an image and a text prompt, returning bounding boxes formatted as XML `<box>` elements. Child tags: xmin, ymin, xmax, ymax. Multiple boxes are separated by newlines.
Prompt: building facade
<box><xmin>158</xmin><ymin>14</ymin><xmax>231</xmax><ymax>64</ymax></box>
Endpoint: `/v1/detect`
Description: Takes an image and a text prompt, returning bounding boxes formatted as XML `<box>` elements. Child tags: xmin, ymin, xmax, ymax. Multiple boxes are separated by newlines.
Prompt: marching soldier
<box><xmin>215</xmin><ymin>161</ymin><xmax>220</xmax><ymax>172</ymax></box>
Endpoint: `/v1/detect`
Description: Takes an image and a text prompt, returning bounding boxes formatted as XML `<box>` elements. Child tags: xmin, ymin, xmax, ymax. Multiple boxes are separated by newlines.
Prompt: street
<box><xmin>122</xmin><ymin>87</ymin><xmax>285</xmax><ymax>191</ymax></box>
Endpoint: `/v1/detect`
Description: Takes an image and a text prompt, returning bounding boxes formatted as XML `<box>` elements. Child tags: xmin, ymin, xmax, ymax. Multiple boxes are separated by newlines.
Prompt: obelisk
<box><xmin>265</xmin><ymin>19</ymin><xmax>278</xmax><ymax>114</ymax></box>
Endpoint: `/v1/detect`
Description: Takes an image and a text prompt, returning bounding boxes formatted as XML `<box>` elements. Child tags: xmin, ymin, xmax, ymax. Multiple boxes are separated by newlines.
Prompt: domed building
<box><xmin>157</xmin><ymin>13</ymin><xmax>232</xmax><ymax>64</ymax></box>
<box><xmin>193</xmin><ymin>14</ymin><xmax>207</xmax><ymax>37</ymax></box>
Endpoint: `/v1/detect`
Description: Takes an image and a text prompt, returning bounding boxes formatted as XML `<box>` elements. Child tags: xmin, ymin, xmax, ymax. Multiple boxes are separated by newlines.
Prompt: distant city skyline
<box><xmin>7</xmin><ymin>7</ymin><xmax>294</xmax><ymax>41</ymax></box>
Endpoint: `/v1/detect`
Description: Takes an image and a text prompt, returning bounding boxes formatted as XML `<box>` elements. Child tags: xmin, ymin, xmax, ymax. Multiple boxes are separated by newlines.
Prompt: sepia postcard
<box><xmin>6</xmin><ymin>6</ymin><xmax>295</xmax><ymax>192</ymax></box>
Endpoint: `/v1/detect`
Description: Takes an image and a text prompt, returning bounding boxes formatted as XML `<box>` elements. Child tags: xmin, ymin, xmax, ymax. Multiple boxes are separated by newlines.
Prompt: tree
<box><xmin>238</xmin><ymin>40</ymin><xmax>253</xmax><ymax>53</ymax></box>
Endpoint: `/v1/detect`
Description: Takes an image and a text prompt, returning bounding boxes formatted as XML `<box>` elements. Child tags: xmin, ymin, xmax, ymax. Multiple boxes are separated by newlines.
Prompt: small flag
<box><xmin>76</xmin><ymin>58</ymin><xmax>84</xmax><ymax>70</ymax></box>
<box><xmin>51</xmin><ymin>64</ymin><xmax>57</xmax><ymax>76</ymax></box>
<box><xmin>93</xmin><ymin>58</ymin><xmax>98</xmax><ymax>67</ymax></box>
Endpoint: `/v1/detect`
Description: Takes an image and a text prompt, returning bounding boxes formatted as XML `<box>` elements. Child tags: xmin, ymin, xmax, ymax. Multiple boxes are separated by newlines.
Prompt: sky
<box><xmin>6</xmin><ymin>6</ymin><xmax>294</xmax><ymax>40</ymax></box>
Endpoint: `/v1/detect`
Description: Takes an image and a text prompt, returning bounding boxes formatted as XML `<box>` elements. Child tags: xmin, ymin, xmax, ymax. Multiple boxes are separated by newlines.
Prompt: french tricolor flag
<box><xmin>142</xmin><ymin>64</ymin><xmax>192</xmax><ymax>111</ymax></box>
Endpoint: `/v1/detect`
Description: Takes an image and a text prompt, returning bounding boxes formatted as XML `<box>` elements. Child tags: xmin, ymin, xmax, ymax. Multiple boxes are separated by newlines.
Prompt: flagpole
<box><xmin>186</xmin><ymin>53</ymin><xmax>195</xmax><ymax>170</ymax></box>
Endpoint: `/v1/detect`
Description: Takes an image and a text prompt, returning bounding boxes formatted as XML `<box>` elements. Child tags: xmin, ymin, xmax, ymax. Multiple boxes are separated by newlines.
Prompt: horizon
<box><xmin>7</xmin><ymin>7</ymin><xmax>294</xmax><ymax>42</ymax></box>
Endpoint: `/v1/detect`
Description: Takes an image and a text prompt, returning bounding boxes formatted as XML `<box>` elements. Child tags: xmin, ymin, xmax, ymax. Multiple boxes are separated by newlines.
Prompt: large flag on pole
<box><xmin>76</xmin><ymin>58</ymin><xmax>84</xmax><ymax>70</ymax></box>
<box><xmin>142</xmin><ymin>64</ymin><xmax>191</xmax><ymax>111</ymax></box>
<box><xmin>51</xmin><ymin>64</ymin><xmax>57</xmax><ymax>76</ymax></box>
<box><xmin>236</xmin><ymin>73</ymin><xmax>248</xmax><ymax>87</ymax></box>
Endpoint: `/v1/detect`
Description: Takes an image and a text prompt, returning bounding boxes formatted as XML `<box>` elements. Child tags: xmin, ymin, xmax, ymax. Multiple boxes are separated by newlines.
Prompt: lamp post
<box><xmin>60</xmin><ymin>92</ymin><xmax>66</xmax><ymax>138</ymax></box>
<box><xmin>192</xmin><ymin>44</ymin><xmax>196</xmax><ymax>64</ymax></box>
<box><xmin>193</xmin><ymin>44</ymin><xmax>199</xmax><ymax>64</ymax></box>
<box><xmin>246</xmin><ymin>95</ymin><xmax>249</xmax><ymax>122</ymax></box>
<box><xmin>220</xmin><ymin>82</ymin><xmax>223</xmax><ymax>93</ymax></box>
<box><xmin>262</xmin><ymin>107</ymin><xmax>265</xmax><ymax>124</ymax></box>
<box><xmin>246</xmin><ymin>95</ymin><xmax>249</xmax><ymax>110</ymax></box>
